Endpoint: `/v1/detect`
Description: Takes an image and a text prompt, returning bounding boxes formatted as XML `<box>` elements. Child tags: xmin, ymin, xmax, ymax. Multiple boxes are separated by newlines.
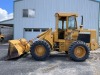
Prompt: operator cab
<box><xmin>55</xmin><ymin>13</ymin><xmax>78</xmax><ymax>39</ymax></box>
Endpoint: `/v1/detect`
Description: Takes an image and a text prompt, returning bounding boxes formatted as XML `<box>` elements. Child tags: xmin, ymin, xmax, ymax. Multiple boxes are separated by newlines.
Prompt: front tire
<box><xmin>30</xmin><ymin>40</ymin><xmax>51</xmax><ymax>61</ymax></box>
<box><xmin>68</xmin><ymin>41</ymin><xmax>90</xmax><ymax>62</ymax></box>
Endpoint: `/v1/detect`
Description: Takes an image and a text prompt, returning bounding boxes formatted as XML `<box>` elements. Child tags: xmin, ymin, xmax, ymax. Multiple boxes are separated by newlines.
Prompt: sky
<box><xmin>0</xmin><ymin>0</ymin><xmax>13</xmax><ymax>21</ymax></box>
<box><xmin>0</xmin><ymin>0</ymin><xmax>100</xmax><ymax>21</ymax></box>
<box><xmin>0</xmin><ymin>0</ymin><xmax>13</xmax><ymax>13</ymax></box>
<box><xmin>97</xmin><ymin>0</ymin><xmax>100</xmax><ymax>1</ymax></box>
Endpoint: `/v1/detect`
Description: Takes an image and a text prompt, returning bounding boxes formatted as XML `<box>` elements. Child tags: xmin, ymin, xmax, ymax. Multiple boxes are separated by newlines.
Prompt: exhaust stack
<box><xmin>80</xmin><ymin>16</ymin><xmax>83</xmax><ymax>30</ymax></box>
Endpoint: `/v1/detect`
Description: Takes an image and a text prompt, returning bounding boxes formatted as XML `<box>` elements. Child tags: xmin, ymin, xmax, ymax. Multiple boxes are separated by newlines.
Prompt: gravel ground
<box><xmin>0</xmin><ymin>45</ymin><xmax>100</xmax><ymax>75</ymax></box>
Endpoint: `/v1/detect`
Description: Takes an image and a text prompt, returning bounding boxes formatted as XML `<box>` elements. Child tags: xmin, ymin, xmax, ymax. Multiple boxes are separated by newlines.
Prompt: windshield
<box><xmin>68</xmin><ymin>16</ymin><xmax>76</xmax><ymax>29</ymax></box>
<box><xmin>58</xmin><ymin>17</ymin><xmax>66</xmax><ymax>30</ymax></box>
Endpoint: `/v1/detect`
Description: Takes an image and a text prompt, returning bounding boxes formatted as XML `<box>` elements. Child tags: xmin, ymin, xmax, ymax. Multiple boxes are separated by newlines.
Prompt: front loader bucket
<box><xmin>7</xmin><ymin>38</ymin><xmax>30</xmax><ymax>60</ymax></box>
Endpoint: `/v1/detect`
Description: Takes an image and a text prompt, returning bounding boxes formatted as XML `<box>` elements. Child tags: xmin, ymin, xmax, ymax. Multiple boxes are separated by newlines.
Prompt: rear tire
<box><xmin>30</xmin><ymin>40</ymin><xmax>51</xmax><ymax>61</ymax></box>
<box><xmin>68</xmin><ymin>41</ymin><xmax>90</xmax><ymax>62</ymax></box>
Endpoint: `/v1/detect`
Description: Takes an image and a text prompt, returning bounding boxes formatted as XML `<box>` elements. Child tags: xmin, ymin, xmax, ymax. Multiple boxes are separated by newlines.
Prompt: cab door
<box><xmin>58</xmin><ymin>17</ymin><xmax>67</xmax><ymax>40</ymax></box>
<box><xmin>63</xmin><ymin>16</ymin><xmax>79</xmax><ymax>51</ymax></box>
<box><xmin>57</xmin><ymin>17</ymin><xmax>67</xmax><ymax>51</ymax></box>
<box><xmin>65</xmin><ymin>16</ymin><xmax>78</xmax><ymax>40</ymax></box>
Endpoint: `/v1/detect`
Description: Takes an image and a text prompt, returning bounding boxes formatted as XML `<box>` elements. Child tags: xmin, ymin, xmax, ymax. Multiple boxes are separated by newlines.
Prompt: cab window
<box><xmin>58</xmin><ymin>17</ymin><xmax>66</xmax><ymax>30</ymax></box>
<box><xmin>68</xmin><ymin>16</ymin><xmax>76</xmax><ymax>29</ymax></box>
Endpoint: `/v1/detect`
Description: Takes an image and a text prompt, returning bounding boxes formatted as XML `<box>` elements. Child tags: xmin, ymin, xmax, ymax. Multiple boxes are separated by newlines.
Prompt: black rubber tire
<box><xmin>30</xmin><ymin>40</ymin><xmax>51</xmax><ymax>61</ymax></box>
<box><xmin>68</xmin><ymin>41</ymin><xmax>90</xmax><ymax>62</ymax></box>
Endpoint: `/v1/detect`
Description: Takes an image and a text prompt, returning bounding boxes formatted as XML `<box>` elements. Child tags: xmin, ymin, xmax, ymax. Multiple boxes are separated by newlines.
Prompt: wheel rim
<box><xmin>74</xmin><ymin>46</ymin><xmax>86</xmax><ymax>58</ymax></box>
<box><xmin>35</xmin><ymin>45</ymin><xmax>46</xmax><ymax>57</ymax></box>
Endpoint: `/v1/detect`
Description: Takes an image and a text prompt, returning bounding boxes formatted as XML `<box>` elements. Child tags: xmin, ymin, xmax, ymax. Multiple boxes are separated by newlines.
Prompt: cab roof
<box><xmin>55</xmin><ymin>13</ymin><xmax>78</xmax><ymax>17</ymax></box>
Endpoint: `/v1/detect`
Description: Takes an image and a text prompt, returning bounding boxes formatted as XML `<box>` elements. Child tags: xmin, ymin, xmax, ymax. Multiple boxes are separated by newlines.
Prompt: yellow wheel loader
<box><xmin>7</xmin><ymin>13</ymin><xmax>98</xmax><ymax>62</ymax></box>
<box><xmin>0</xmin><ymin>32</ymin><xmax>4</xmax><ymax>42</ymax></box>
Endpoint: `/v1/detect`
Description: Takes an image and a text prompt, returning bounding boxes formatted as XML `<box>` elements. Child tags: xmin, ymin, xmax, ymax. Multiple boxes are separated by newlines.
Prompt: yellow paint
<box><xmin>8</xmin><ymin>38</ymin><xmax>30</xmax><ymax>58</ymax></box>
<box><xmin>8</xmin><ymin>12</ymin><xmax>99</xmax><ymax>59</ymax></box>
<box><xmin>74</xmin><ymin>46</ymin><xmax>86</xmax><ymax>58</ymax></box>
<box><xmin>0</xmin><ymin>34</ymin><xmax>4</xmax><ymax>40</ymax></box>
<box><xmin>34</xmin><ymin>45</ymin><xmax>46</xmax><ymax>57</ymax></box>
<box><xmin>79</xmin><ymin>29</ymin><xmax>98</xmax><ymax>50</ymax></box>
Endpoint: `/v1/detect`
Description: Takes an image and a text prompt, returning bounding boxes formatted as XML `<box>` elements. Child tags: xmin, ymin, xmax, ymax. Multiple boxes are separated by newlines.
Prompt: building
<box><xmin>0</xmin><ymin>0</ymin><xmax>99</xmax><ymax>42</ymax></box>
<box><xmin>0</xmin><ymin>19</ymin><xmax>14</xmax><ymax>42</ymax></box>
